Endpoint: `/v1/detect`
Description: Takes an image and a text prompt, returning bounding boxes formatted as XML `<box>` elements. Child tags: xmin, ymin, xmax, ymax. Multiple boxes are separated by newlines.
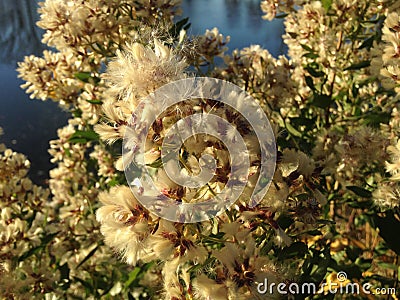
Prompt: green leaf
<box><xmin>303</xmin><ymin>52</ymin><xmax>319</xmax><ymax>59</ymax></box>
<box><xmin>358</xmin><ymin>36</ymin><xmax>375</xmax><ymax>50</ymax></box>
<box><xmin>76</xmin><ymin>245</ymin><xmax>98</xmax><ymax>269</ymax></box>
<box><xmin>398</xmin><ymin>266</ymin><xmax>400</xmax><ymax>281</ymax></box>
<box><xmin>107</xmin><ymin>178</ymin><xmax>120</xmax><ymax>187</ymax></box>
<box><xmin>305</xmin><ymin>76</ymin><xmax>316</xmax><ymax>91</ymax></box>
<box><xmin>277</xmin><ymin>214</ymin><xmax>294</xmax><ymax>230</ymax></box>
<box><xmin>348</xmin><ymin>199</ymin><xmax>373</xmax><ymax>209</ymax></box>
<box><xmin>124</xmin><ymin>267</ymin><xmax>141</xmax><ymax>289</ymax></box>
<box><xmin>305</xmin><ymin>66</ymin><xmax>325</xmax><ymax>77</ymax></box>
<box><xmin>322</xmin><ymin>0</ymin><xmax>333</xmax><ymax>10</ymax></box>
<box><xmin>74</xmin><ymin>72</ymin><xmax>100</xmax><ymax>84</ymax></box>
<box><xmin>275</xmin><ymin>13</ymin><xmax>289</xmax><ymax>19</ymax></box>
<box><xmin>355</xmin><ymin>258</ymin><xmax>372</xmax><ymax>270</ymax></box>
<box><xmin>344</xmin><ymin>60</ymin><xmax>371</xmax><ymax>71</ymax></box>
<box><xmin>146</xmin><ymin>157</ymin><xmax>163</xmax><ymax>168</ymax></box>
<box><xmin>363</xmin><ymin>111</ymin><xmax>391</xmax><ymax>127</ymax></box>
<box><xmin>346</xmin><ymin>246</ymin><xmax>363</xmax><ymax>261</ymax></box>
<box><xmin>311</xmin><ymin>94</ymin><xmax>332</xmax><ymax>109</ymax></box>
<box><xmin>74</xmin><ymin>72</ymin><xmax>91</xmax><ymax>82</ymax></box>
<box><xmin>377</xmin><ymin>262</ymin><xmax>397</xmax><ymax>270</ymax></box>
<box><xmin>373</xmin><ymin>211</ymin><xmax>400</xmax><ymax>255</ymax></box>
<box><xmin>169</xmin><ymin>17</ymin><xmax>191</xmax><ymax>39</ymax></box>
<box><xmin>86</xmin><ymin>99</ymin><xmax>103</xmax><ymax>105</ymax></box>
<box><xmin>290</xmin><ymin>116</ymin><xmax>317</xmax><ymax>129</ymax></box>
<box><xmin>305</xmin><ymin>229</ymin><xmax>322</xmax><ymax>236</ymax></box>
<box><xmin>278</xmin><ymin>242</ymin><xmax>308</xmax><ymax>260</ymax></box>
<box><xmin>300</xmin><ymin>44</ymin><xmax>314</xmax><ymax>52</ymax></box>
<box><xmin>68</xmin><ymin>130</ymin><xmax>99</xmax><ymax>144</ymax></box>
<box><xmin>73</xmin><ymin>276</ymin><xmax>93</xmax><ymax>292</ymax></box>
<box><xmin>124</xmin><ymin>262</ymin><xmax>154</xmax><ymax>290</ymax></box>
<box><xmin>346</xmin><ymin>186</ymin><xmax>372</xmax><ymax>198</ymax></box>
<box><xmin>286</xmin><ymin>122</ymin><xmax>302</xmax><ymax>137</ymax></box>
<box><xmin>18</xmin><ymin>232</ymin><xmax>59</xmax><ymax>262</ymax></box>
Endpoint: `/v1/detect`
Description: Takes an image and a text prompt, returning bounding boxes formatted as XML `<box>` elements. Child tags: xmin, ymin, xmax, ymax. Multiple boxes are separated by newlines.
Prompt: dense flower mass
<box><xmin>2</xmin><ymin>0</ymin><xmax>400</xmax><ymax>299</ymax></box>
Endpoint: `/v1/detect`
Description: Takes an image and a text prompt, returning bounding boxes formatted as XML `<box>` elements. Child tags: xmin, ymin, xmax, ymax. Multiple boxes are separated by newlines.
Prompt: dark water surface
<box><xmin>0</xmin><ymin>0</ymin><xmax>284</xmax><ymax>184</ymax></box>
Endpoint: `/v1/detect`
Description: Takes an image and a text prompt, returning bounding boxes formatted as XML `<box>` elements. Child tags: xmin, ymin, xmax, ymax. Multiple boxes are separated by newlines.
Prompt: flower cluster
<box><xmin>4</xmin><ymin>0</ymin><xmax>400</xmax><ymax>299</ymax></box>
<box><xmin>37</xmin><ymin>0</ymin><xmax>181</xmax><ymax>54</ymax></box>
<box><xmin>215</xmin><ymin>44</ymin><xmax>298</xmax><ymax>112</ymax></box>
<box><xmin>0</xmin><ymin>128</ymin><xmax>54</xmax><ymax>297</ymax></box>
<box><xmin>372</xmin><ymin>11</ymin><xmax>400</xmax><ymax>92</ymax></box>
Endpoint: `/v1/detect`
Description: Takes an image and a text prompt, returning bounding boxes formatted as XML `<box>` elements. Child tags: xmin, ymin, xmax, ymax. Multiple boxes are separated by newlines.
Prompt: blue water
<box><xmin>181</xmin><ymin>0</ymin><xmax>284</xmax><ymax>56</ymax></box>
<box><xmin>0</xmin><ymin>0</ymin><xmax>284</xmax><ymax>184</ymax></box>
<box><xmin>0</xmin><ymin>64</ymin><xmax>69</xmax><ymax>183</ymax></box>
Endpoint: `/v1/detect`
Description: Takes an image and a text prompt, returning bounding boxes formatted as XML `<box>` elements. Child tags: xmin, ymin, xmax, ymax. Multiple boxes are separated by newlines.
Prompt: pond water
<box><xmin>181</xmin><ymin>0</ymin><xmax>285</xmax><ymax>55</ymax></box>
<box><xmin>0</xmin><ymin>0</ymin><xmax>284</xmax><ymax>184</ymax></box>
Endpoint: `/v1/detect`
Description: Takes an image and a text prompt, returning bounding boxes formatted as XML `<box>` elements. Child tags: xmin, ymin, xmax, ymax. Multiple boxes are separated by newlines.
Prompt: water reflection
<box><xmin>0</xmin><ymin>0</ymin><xmax>44</xmax><ymax>63</ymax></box>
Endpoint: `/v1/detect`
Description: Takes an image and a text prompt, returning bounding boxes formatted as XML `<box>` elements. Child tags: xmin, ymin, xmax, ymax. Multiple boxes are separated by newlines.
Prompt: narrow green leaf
<box><xmin>18</xmin><ymin>232</ymin><xmax>59</xmax><ymax>262</ymax></box>
<box><xmin>344</xmin><ymin>60</ymin><xmax>371</xmax><ymax>71</ymax></box>
<box><xmin>305</xmin><ymin>229</ymin><xmax>322</xmax><ymax>236</ymax></box>
<box><xmin>377</xmin><ymin>262</ymin><xmax>397</xmax><ymax>270</ymax></box>
<box><xmin>358</xmin><ymin>36</ymin><xmax>375</xmax><ymax>50</ymax></box>
<box><xmin>305</xmin><ymin>76</ymin><xmax>315</xmax><ymax>91</ymax></box>
<box><xmin>169</xmin><ymin>17</ymin><xmax>191</xmax><ymax>38</ymax></box>
<box><xmin>278</xmin><ymin>242</ymin><xmax>308</xmax><ymax>260</ymax></box>
<box><xmin>363</xmin><ymin>111</ymin><xmax>391</xmax><ymax>127</ymax></box>
<box><xmin>286</xmin><ymin>122</ymin><xmax>302</xmax><ymax>137</ymax></box>
<box><xmin>146</xmin><ymin>157</ymin><xmax>163</xmax><ymax>168</ymax></box>
<box><xmin>346</xmin><ymin>186</ymin><xmax>372</xmax><ymax>198</ymax></box>
<box><xmin>74</xmin><ymin>72</ymin><xmax>91</xmax><ymax>82</ymax></box>
<box><xmin>86</xmin><ymin>99</ymin><xmax>103</xmax><ymax>105</ymax></box>
<box><xmin>68</xmin><ymin>130</ymin><xmax>99</xmax><ymax>144</ymax></box>
<box><xmin>398</xmin><ymin>266</ymin><xmax>400</xmax><ymax>281</ymax></box>
<box><xmin>275</xmin><ymin>13</ymin><xmax>289</xmax><ymax>19</ymax></box>
<box><xmin>303</xmin><ymin>53</ymin><xmax>319</xmax><ymax>59</ymax></box>
<box><xmin>74</xmin><ymin>72</ymin><xmax>100</xmax><ymax>84</ymax></box>
<box><xmin>124</xmin><ymin>267</ymin><xmax>141</xmax><ymax>289</ymax></box>
<box><xmin>73</xmin><ymin>276</ymin><xmax>93</xmax><ymax>291</ymax></box>
<box><xmin>300</xmin><ymin>44</ymin><xmax>314</xmax><ymax>52</ymax></box>
<box><xmin>305</xmin><ymin>66</ymin><xmax>325</xmax><ymax>77</ymax></box>
<box><xmin>290</xmin><ymin>116</ymin><xmax>317</xmax><ymax>128</ymax></box>
<box><xmin>76</xmin><ymin>246</ymin><xmax>98</xmax><ymax>269</ymax></box>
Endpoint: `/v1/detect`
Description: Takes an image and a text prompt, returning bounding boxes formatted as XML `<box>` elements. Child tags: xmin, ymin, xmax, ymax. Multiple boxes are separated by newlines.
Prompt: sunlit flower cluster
<box><xmin>372</xmin><ymin>11</ymin><xmax>400</xmax><ymax>93</ymax></box>
<box><xmin>37</xmin><ymin>0</ymin><xmax>181</xmax><ymax>54</ymax></box>
<box><xmin>4</xmin><ymin>0</ymin><xmax>400</xmax><ymax>299</ymax></box>
<box><xmin>261</xmin><ymin>0</ymin><xmax>304</xmax><ymax>20</ymax></box>
<box><xmin>0</xmin><ymin>128</ymin><xmax>55</xmax><ymax>298</ymax></box>
<box><xmin>215</xmin><ymin>45</ymin><xmax>298</xmax><ymax>113</ymax></box>
<box><xmin>190</xmin><ymin>27</ymin><xmax>230</xmax><ymax>66</ymax></box>
<box><xmin>373</xmin><ymin>139</ymin><xmax>400</xmax><ymax>208</ymax></box>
